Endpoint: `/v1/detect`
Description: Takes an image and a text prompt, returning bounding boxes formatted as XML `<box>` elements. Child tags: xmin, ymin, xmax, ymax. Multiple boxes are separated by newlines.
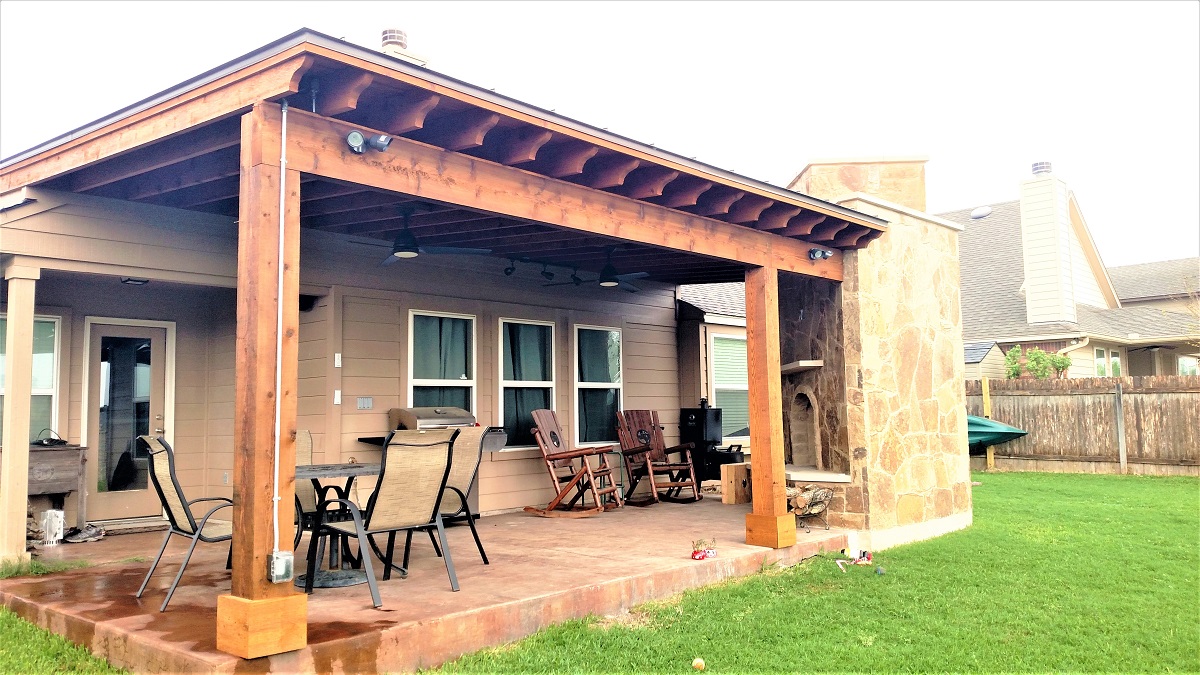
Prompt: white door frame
<box><xmin>80</xmin><ymin>317</ymin><xmax>177</xmax><ymax>449</ymax></box>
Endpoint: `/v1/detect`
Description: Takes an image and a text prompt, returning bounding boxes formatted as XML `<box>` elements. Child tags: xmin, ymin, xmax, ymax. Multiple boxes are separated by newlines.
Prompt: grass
<box><xmin>0</xmin><ymin>472</ymin><xmax>1196</xmax><ymax>673</ymax></box>
<box><xmin>440</xmin><ymin>472</ymin><xmax>1200</xmax><ymax>673</ymax></box>
<box><xmin>0</xmin><ymin>558</ymin><xmax>91</xmax><ymax>580</ymax></box>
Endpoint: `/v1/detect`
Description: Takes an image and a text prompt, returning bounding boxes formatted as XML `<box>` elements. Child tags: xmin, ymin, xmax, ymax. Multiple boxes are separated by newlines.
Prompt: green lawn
<box><xmin>440</xmin><ymin>472</ymin><xmax>1200</xmax><ymax>673</ymax></box>
<box><xmin>1</xmin><ymin>472</ymin><xmax>1197</xmax><ymax>673</ymax></box>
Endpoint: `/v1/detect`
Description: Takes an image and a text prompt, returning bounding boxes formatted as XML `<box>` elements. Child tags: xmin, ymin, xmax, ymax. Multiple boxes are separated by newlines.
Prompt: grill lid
<box><xmin>392</xmin><ymin>406</ymin><xmax>476</xmax><ymax>429</ymax></box>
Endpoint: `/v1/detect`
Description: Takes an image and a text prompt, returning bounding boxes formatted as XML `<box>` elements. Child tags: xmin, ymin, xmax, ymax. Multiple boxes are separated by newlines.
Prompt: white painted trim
<box><xmin>0</xmin><ymin>313</ymin><xmax>61</xmax><ymax>439</ymax></box>
<box><xmin>407</xmin><ymin>309</ymin><xmax>477</xmax><ymax>414</ymax></box>
<box><xmin>572</xmin><ymin>323</ymin><xmax>623</xmax><ymax>448</ymax></box>
<box><xmin>833</xmin><ymin>192</ymin><xmax>965</xmax><ymax>232</ymax></box>
<box><xmin>702</xmin><ymin>314</ymin><xmax>746</xmax><ymax>327</ymax></box>
<box><xmin>497</xmin><ymin>317</ymin><xmax>556</xmax><ymax>450</ymax></box>
<box><xmin>862</xmin><ymin>511</ymin><xmax>973</xmax><ymax>551</ymax></box>
<box><xmin>708</xmin><ymin>331</ymin><xmax>749</xmax><ymax>445</ymax></box>
<box><xmin>79</xmin><ymin>317</ymin><xmax>177</xmax><ymax>449</ymax></box>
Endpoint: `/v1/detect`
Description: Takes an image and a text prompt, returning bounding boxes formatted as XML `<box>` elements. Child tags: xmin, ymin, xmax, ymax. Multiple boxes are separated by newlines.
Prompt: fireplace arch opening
<box><xmin>787</xmin><ymin>388</ymin><xmax>822</xmax><ymax>470</ymax></box>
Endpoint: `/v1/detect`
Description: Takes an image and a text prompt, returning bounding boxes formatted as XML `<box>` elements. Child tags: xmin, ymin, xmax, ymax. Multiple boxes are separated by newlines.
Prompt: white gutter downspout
<box><xmin>271</xmin><ymin>100</ymin><xmax>288</xmax><ymax>560</ymax></box>
<box><xmin>1058</xmin><ymin>337</ymin><xmax>1090</xmax><ymax>376</ymax></box>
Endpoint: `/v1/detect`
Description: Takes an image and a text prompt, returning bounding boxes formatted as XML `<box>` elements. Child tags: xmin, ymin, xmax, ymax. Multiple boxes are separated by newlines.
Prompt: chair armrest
<box><xmin>195</xmin><ymin>500</ymin><xmax>233</xmax><ymax>526</ymax></box>
<box><xmin>663</xmin><ymin>442</ymin><xmax>695</xmax><ymax>457</ymax></box>
<box><xmin>619</xmin><ymin>443</ymin><xmax>652</xmax><ymax>457</ymax></box>
<box><xmin>545</xmin><ymin>445</ymin><xmax>615</xmax><ymax>461</ymax></box>
<box><xmin>188</xmin><ymin>496</ymin><xmax>233</xmax><ymax>506</ymax></box>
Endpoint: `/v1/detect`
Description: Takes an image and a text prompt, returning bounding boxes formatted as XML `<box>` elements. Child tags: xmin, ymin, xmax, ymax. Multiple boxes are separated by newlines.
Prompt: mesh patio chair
<box><xmin>304</xmin><ymin>429</ymin><xmax>460</xmax><ymax>608</ymax></box>
<box><xmin>135</xmin><ymin>435</ymin><xmax>232</xmax><ymax>612</ymax></box>
<box><xmin>525</xmin><ymin>409</ymin><xmax>623</xmax><ymax>517</ymax></box>
<box><xmin>293</xmin><ymin>430</ymin><xmax>354</xmax><ymax>566</ymax></box>
<box><xmin>425</xmin><ymin>425</ymin><xmax>489</xmax><ymax>564</ymax></box>
<box><xmin>616</xmin><ymin>409</ymin><xmax>702</xmax><ymax>505</ymax></box>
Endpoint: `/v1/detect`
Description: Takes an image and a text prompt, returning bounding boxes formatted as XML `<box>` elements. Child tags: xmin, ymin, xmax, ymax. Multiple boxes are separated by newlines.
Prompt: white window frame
<box><xmin>80</xmin><ymin>317</ymin><xmax>177</xmax><ymax>448</ymax></box>
<box><xmin>1109</xmin><ymin>348</ymin><xmax>1122</xmax><ymax>377</ymax></box>
<box><xmin>709</xmin><ymin>332</ymin><xmax>750</xmax><ymax>443</ymax></box>
<box><xmin>1094</xmin><ymin>347</ymin><xmax>1107</xmax><ymax>376</ymax></box>
<box><xmin>498</xmin><ymin>318</ymin><xmax>555</xmax><ymax>450</ymax></box>
<box><xmin>573</xmin><ymin>324</ymin><xmax>623</xmax><ymax>447</ymax></box>
<box><xmin>408</xmin><ymin>310</ymin><xmax>477</xmax><ymax>413</ymax></box>
<box><xmin>0</xmin><ymin>314</ymin><xmax>61</xmax><ymax>442</ymax></box>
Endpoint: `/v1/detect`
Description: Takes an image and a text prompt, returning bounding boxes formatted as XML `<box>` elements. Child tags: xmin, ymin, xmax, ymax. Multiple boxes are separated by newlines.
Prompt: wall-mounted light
<box><xmin>346</xmin><ymin>130</ymin><xmax>392</xmax><ymax>154</ymax></box>
<box><xmin>120</xmin><ymin>277</ymin><xmax>150</xmax><ymax>285</ymax></box>
<box><xmin>808</xmin><ymin>248</ymin><xmax>833</xmax><ymax>261</ymax></box>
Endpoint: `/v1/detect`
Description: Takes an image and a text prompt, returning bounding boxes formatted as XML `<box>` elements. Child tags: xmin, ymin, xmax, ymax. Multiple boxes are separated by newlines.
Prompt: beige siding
<box><xmin>1067</xmin><ymin>225</ymin><xmax>1106</xmax><ymax>309</ymax></box>
<box><xmin>977</xmin><ymin>346</ymin><xmax>1006</xmax><ymax>380</ymax></box>
<box><xmin>1020</xmin><ymin>175</ymin><xmax>1076</xmax><ymax>324</ymax></box>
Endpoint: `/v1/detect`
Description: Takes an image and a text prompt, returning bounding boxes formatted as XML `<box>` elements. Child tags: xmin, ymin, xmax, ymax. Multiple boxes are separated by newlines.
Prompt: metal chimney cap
<box><xmin>1032</xmin><ymin>161</ymin><xmax>1053</xmax><ymax>175</ymax></box>
<box><xmin>382</xmin><ymin>28</ymin><xmax>408</xmax><ymax>50</ymax></box>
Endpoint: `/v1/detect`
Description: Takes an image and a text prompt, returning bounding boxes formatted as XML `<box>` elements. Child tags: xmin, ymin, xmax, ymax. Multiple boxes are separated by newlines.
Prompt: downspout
<box><xmin>1057</xmin><ymin>337</ymin><xmax>1090</xmax><ymax>376</ymax></box>
<box><xmin>272</xmin><ymin>100</ymin><xmax>288</xmax><ymax>559</ymax></box>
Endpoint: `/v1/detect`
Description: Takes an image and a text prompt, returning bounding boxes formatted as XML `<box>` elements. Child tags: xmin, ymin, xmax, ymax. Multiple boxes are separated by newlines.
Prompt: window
<box><xmin>0</xmin><ymin>316</ymin><xmax>60</xmax><ymax>443</ymax></box>
<box><xmin>575</xmin><ymin>326</ymin><xmax>621</xmax><ymax>444</ymax></box>
<box><xmin>711</xmin><ymin>335</ymin><xmax>750</xmax><ymax>439</ymax></box>
<box><xmin>1094</xmin><ymin>348</ymin><xmax>1107</xmax><ymax>376</ymax></box>
<box><xmin>410</xmin><ymin>312</ymin><xmax>474</xmax><ymax>412</ymax></box>
<box><xmin>1109</xmin><ymin>350</ymin><xmax>1121</xmax><ymax>377</ymax></box>
<box><xmin>1179</xmin><ymin>356</ymin><xmax>1199</xmax><ymax>376</ymax></box>
<box><xmin>499</xmin><ymin>319</ymin><xmax>554</xmax><ymax>447</ymax></box>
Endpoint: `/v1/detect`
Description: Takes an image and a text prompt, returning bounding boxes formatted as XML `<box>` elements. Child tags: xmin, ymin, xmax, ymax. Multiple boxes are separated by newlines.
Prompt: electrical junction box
<box><xmin>268</xmin><ymin>551</ymin><xmax>294</xmax><ymax>583</ymax></box>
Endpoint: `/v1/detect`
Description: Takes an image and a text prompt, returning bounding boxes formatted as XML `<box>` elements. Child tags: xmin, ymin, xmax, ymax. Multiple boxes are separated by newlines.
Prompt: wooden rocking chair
<box><xmin>615</xmin><ymin>409</ymin><xmax>702</xmax><ymax>505</ymax></box>
<box><xmin>525</xmin><ymin>409</ymin><xmax>623</xmax><ymax>517</ymax></box>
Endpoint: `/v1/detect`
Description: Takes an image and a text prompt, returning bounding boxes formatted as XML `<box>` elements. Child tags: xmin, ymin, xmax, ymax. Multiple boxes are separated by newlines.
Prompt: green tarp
<box><xmin>967</xmin><ymin>415</ymin><xmax>1028</xmax><ymax>454</ymax></box>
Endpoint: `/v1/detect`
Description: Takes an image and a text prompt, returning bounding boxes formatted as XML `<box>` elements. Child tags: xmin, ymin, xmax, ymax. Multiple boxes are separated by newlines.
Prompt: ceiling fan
<box><xmin>380</xmin><ymin>205</ymin><xmax>492</xmax><ymax>265</ymax></box>
<box><xmin>542</xmin><ymin>247</ymin><xmax>649</xmax><ymax>292</ymax></box>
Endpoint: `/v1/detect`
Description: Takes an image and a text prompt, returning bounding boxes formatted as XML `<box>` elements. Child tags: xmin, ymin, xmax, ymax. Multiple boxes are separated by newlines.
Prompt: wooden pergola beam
<box><xmin>754</xmin><ymin>204</ymin><xmax>804</xmax><ymax>231</ymax></box>
<box><xmin>575</xmin><ymin>155</ymin><xmax>641</xmax><ymax>189</ymax></box>
<box><xmin>522</xmin><ymin>142</ymin><xmax>599</xmax><ymax>178</ymax></box>
<box><xmin>775</xmin><ymin>211</ymin><xmax>826</xmax><ymax>238</ymax></box>
<box><xmin>724</xmin><ymin>194</ymin><xmax>774</xmax><ymax>224</ymax></box>
<box><xmin>379</xmin><ymin>91</ymin><xmax>442</xmax><ymax>135</ymax></box>
<box><xmin>410</xmin><ymin>109</ymin><xmax>501</xmax><ymax>151</ymax></box>
<box><xmin>316</xmin><ymin>72</ymin><xmax>374</xmax><ymax>116</ymax></box>
<box><xmin>62</xmin><ymin>120</ymin><xmax>241</xmax><ymax>193</ymax></box>
<box><xmin>92</xmin><ymin>146</ymin><xmax>240</xmax><ymax>201</ymax></box>
<box><xmin>687</xmin><ymin>187</ymin><xmax>745</xmax><ymax>217</ymax></box>
<box><xmin>651</xmin><ymin>177</ymin><xmax>713</xmax><ymax>208</ymax></box>
<box><xmin>611</xmin><ymin>167</ymin><xmax>680</xmax><ymax>199</ymax></box>
<box><xmin>274</xmin><ymin>105</ymin><xmax>842</xmax><ymax>280</ymax></box>
<box><xmin>479</xmin><ymin>127</ymin><xmax>554</xmax><ymax>165</ymax></box>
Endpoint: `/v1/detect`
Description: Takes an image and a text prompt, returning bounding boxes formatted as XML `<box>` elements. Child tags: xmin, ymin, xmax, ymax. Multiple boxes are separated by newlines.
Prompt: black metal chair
<box><xmin>293</xmin><ymin>429</ymin><xmax>354</xmax><ymax>566</ymax></box>
<box><xmin>135</xmin><ymin>435</ymin><xmax>232</xmax><ymax>612</ymax></box>
<box><xmin>304</xmin><ymin>429</ymin><xmax>461</xmax><ymax>608</ymax></box>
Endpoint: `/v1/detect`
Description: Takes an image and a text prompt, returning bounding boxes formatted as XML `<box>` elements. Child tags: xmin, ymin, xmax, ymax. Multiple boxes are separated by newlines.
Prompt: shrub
<box><xmin>1025</xmin><ymin>347</ymin><xmax>1053</xmax><ymax>379</ymax></box>
<box><xmin>1004</xmin><ymin>345</ymin><xmax>1023</xmax><ymax>379</ymax></box>
<box><xmin>1049</xmin><ymin>353</ymin><xmax>1072</xmax><ymax>378</ymax></box>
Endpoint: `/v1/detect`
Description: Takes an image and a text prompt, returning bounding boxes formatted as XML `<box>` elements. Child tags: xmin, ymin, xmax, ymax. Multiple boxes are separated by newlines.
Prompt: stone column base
<box><xmin>745</xmin><ymin>513</ymin><xmax>797</xmax><ymax>548</ymax></box>
<box><xmin>217</xmin><ymin>593</ymin><xmax>307</xmax><ymax>659</ymax></box>
<box><xmin>863</xmin><ymin>511</ymin><xmax>973</xmax><ymax>551</ymax></box>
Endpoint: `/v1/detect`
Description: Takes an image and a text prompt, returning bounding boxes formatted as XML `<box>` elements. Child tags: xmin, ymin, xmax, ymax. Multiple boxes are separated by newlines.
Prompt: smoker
<box><xmin>679</xmin><ymin>398</ymin><xmax>745</xmax><ymax>481</ymax></box>
<box><xmin>387</xmin><ymin>407</ymin><xmax>508</xmax><ymax>518</ymax></box>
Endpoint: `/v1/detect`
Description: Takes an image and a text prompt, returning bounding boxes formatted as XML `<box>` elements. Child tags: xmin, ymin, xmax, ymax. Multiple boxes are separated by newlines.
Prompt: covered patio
<box><xmin>3</xmin><ymin>500</ymin><xmax>845</xmax><ymax>673</ymax></box>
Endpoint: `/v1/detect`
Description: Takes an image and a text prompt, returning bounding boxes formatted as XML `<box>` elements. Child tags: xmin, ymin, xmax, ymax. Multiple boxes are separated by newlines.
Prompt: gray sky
<box><xmin>2</xmin><ymin>1</ymin><xmax>1197</xmax><ymax>266</ymax></box>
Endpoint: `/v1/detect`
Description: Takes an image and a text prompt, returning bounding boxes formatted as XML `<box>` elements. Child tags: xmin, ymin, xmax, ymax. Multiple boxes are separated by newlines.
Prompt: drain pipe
<box><xmin>1057</xmin><ymin>337</ymin><xmax>1089</xmax><ymax>377</ymax></box>
<box><xmin>271</xmin><ymin>100</ymin><xmax>289</xmax><ymax>569</ymax></box>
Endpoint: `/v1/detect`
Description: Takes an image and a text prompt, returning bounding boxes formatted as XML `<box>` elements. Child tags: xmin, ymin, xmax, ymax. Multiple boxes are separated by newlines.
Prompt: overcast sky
<box><xmin>2</xmin><ymin>1</ymin><xmax>1197</xmax><ymax>266</ymax></box>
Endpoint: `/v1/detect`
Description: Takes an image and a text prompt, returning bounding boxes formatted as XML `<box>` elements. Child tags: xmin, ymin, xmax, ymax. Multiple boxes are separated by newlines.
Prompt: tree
<box><xmin>1004</xmin><ymin>345</ymin><xmax>1023</xmax><ymax>379</ymax></box>
<box><xmin>1049</xmin><ymin>353</ymin><xmax>1072</xmax><ymax>378</ymax></box>
<box><xmin>1025</xmin><ymin>347</ymin><xmax>1053</xmax><ymax>379</ymax></box>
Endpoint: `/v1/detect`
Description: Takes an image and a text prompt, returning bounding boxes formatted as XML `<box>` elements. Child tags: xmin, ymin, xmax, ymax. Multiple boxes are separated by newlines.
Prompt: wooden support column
<box><xmin>743</xmin><ymin>266</ymin><xmax>796</xmax><ymax>548</ymax></box>
<box><xmin>216</xmin><ymin>102</ymin><xmax>306</xmax><ymax>659</ymax></box>
<box><xmin>0</xmin><ymin>267</ymin><xmax>39</xmax><ymax>563</ymax></box>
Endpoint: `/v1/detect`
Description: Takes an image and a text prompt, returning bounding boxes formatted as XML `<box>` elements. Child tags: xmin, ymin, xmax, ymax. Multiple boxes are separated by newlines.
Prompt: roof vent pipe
<box><xmin>381</xmin><ymin>28</ymin><xmax>428</xmax><ymax>67</ymax></box>
<box><xmin>1032</xmin><ymin>161</ymin><xmax>1053</xmax><ymax>175</ymax></box>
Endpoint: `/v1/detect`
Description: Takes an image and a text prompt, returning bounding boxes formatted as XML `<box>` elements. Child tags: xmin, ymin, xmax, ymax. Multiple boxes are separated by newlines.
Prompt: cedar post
<box><xmin>743</xmin><ymin>266</ymin><xmax>796</xmax><ymax>548</ymax></box>
<box><xmin>982</xmin><ymin>376</ymin><xmax>994</xmax><ymax>470</ymax></box>
<box><xmin>1114</xmin><ymin>381</ymin><xmax>1128</xmax><ymax>474</ymax></box>
<box><xmin>216</xmin><ymin>102</ymin><xmax>306</xmax><ymax>658</ymax></box>
<box><xmin>0</xmin><ymin>267</ymin><xmax>38</xmax><ymax>563</ymax></box>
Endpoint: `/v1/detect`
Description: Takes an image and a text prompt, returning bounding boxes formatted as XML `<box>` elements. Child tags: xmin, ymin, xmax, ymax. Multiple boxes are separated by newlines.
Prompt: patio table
<box><xmin>294</xmin><ymin>462</ymin><xmax>381</xmax><ymax>589</ymax></box>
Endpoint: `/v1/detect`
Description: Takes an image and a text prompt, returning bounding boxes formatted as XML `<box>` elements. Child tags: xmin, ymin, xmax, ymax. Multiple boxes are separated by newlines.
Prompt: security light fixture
<box><xmin>120</xmin><ymin>277</ymin><xmax>150</xmax><ymax>285</ymax></box>
<box><xmin>346</xmin><ymin>130</ymin><xmax>392</xmax><ymax>154</ymax></box>
<box><xmin>808</xmin><ymin>248</ymin><xmax>833</xmax><ymax>261</ymax></box>
<box><xmin>540</xmin><ymin>264</ymin><xmax>554</xmax><ymax>281</ymax></box>
<box><xmin>503</xmin><ymin>260</ymin><xmax>517</xmax><ymax>276</ymax></box>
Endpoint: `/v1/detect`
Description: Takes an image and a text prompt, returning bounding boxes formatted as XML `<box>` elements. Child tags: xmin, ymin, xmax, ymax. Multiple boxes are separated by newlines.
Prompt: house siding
<box><xmin>1020</xmin><ymin>176</ymin><xmax>1077</xmax><ymax>324</ymax></box>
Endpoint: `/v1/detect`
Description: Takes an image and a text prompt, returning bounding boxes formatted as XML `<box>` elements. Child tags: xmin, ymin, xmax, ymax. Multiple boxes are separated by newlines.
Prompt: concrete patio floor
<box><xmin>2</xmin><ymin>499</ymin><xmax>845</xmax><ymax>673</ymax></box>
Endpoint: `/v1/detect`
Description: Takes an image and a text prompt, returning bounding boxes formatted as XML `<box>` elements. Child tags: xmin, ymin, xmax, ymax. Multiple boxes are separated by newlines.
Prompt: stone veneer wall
<box><xmin>777</xmin><ymin>273</ymin><xmax>848</xmax><ymax>474</ymax></box>
<box><xmin>838</xmin><ymin>196</ymin><xmax>971</xmax><ymax>543</ymax></box>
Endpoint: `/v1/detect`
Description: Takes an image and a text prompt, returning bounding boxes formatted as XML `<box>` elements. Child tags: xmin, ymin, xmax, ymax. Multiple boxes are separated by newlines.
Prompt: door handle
<box><xmin>154</xmin><ymin>428</ymin><xmax>165</xmax><ymax>434</ymax></box>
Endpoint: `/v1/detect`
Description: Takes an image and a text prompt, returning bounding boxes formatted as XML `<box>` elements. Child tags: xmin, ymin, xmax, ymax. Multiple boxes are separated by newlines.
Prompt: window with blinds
<box><xmin>711</xmin><ymin>335</ymin><xmax>749</xmax><ymax>439</ymax></box>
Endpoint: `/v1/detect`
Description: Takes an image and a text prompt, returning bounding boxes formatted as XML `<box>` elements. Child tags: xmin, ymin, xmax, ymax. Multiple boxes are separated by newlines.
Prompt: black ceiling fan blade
<box><xmin>419</xmin><ymin>246</ymin><xmax>493</xmax><ymax>256</ymax></box>
<box><xmin>380</xmin><ymin>254</ymin><xmax>401</xmax><ymax>266</ymax></box>
<box><xmin>617</xmin><ymin>280</ymin><xmax>642</xmax><ymax>293</ymax></box>
<box><xmin>616</xmin><ymin>271</ymin><xmax>650</xmax><ymax>281</ymax></box>
<box><xmin>542</xmin><ymin>281</ymin><xmax>580</xmax><ymax>287</ymax></box>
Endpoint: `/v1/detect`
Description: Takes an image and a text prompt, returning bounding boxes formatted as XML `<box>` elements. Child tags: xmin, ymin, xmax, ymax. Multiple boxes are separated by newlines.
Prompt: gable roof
<box><xmin>964</xmin><ymin>341</ymin><xmax>997</xmax><ymax>364</ymax></box>
<box><xmin>1107</xmin><ymin>257</ymin><xmax>1200</xmax><ymax>301</ymax></box>
<box><xmin>678</xmin><ymin>282</ymin><xmax>746</xmax><ymax>318</ymax></box>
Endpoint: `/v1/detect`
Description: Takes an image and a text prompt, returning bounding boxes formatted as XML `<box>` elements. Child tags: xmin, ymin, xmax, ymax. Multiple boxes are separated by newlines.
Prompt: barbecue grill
<box><xmin>680</xmin><ymin>399</ymin><xmax>744</xmax><ymax>481</ymax></box>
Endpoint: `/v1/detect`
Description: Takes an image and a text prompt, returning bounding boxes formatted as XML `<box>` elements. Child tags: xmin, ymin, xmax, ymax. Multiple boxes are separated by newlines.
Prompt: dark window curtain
<box><xmin>577</xmin><ymin>329</ymin><xmax>620</xmax><ymax>383</ymax></box>
<box><xmin>413</xmin><ymin>315</ymin><xmax>471</xmax><ymax>380</ymax></box>
<box><xmin>503</xmin><ymin>323</ymin><xmax>552</xmax><ymax>446</ymax></box>
<box><xmin>413</xmin><ymin>386</ymin><xmax>471</xmax><ymax>410</ymax></box>
<box><xmin>578</xmin><ymin>389</ymin><xmax>619</xmax><ymax>442</ymax></box>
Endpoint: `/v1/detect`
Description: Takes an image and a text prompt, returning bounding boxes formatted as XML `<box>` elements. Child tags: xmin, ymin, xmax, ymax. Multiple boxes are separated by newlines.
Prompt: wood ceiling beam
<box><xmin>611</xmin><ymin>167</ymin><xmax>679</xmax><ymax>199</ymax></box>
<box><xmin>144</xmin><ymin>174</ymin><xmax>240</xmax><ymax>207</ymax></box>
<box><xmin>302</xmin><ymin>199</ymin><xmax>447</xmax><ymax>230</ymax></box>
<box><xmin>92</xmin><ymin>145</ymin><xmax>240</xmax><ymax>201</ymax></box>
<box><xmin>316</xmin><ymin>72</ymin><xmax>375</xmax><ymax>116</ymax></box>
<box><xmin>273</xmin><ymin>105</ymin><xmax>842</xmax><ymax>280</ymax></box>
<box><xmin>521</xmin><ymin>142</ymin><xmax>598</xmax><ymax>178</ymax></box>
<box><xmin>650</xmin><ymin>177</ymin><xmax>713</xmax><ymax>208</ymax></box>
<box><xmin>0</xmin><ymin>52</ymin><xmax>314</xmax><ymax>191</ymax></box>
<box><xmin>302</xmin><ymin>190</ymin><xmax>409</xmax><ymax>217</ymax></box>
<box><xmin>574</xmin><ymin>155</ymin><xmax>641</xmax><ymax>189</ymax></box>
<box><xmin>61</xmin><ymin>119</ymin><xmax>241</xmax><ymax>193</ymax></box>
<box><xmin>685</xmin><ymin>187</ymin><xmax>744</xmax><ymax>217</ymax></box>
<box><xmin>809</xmin><ymin>219</ymin><xmax>851</xmax><ymax>243</ymax></box>
<box><xmin>724</xmin><ymin>194</ymin><xmax>774</xmax><ymax>224</ymax></box>
<box><xmin>339</xmin><ymin>210</ymin><xmax>497</xmax><ymax>236</ymax></box>
<box><xmin>478</xmin><ymin>127</ymin><xmax>554</xmax><ymax>165</ymax></box>
<box><xmin>774</xmin><ymin>211</ymin><xmax>826</xmax><ymax>237</ymax></box>
<box><xmin>300</xmin><ymin>180</ymin><xmax>370</xmax><ymax>202</ymax></box>
<box><xmin>754</xmin><ymin>204</ymin><xmax>804</xmax><ymax>231</ymax></box>
<box><xmin>377</xmin><ymin>91</ymin><xmax>442</xmax><ymax>134</ymax></box>
<box><xmin>408</xmin><ymin>109</ymin><xmax>500</xmax><ymax>150</ymax></box>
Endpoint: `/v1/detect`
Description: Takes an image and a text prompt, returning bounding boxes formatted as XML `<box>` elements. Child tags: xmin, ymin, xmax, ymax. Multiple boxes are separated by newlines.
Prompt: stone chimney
<box><xmin>787</xmin><ymin>157</ymin><xmax>928</xmax><ymax>212</ymax></box>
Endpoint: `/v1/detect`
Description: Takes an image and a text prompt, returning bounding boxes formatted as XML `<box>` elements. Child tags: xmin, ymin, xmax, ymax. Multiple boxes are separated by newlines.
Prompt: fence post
<box><xmin>982</xmin><ymin>377</ymin><xmax>994</xmax><ymax>470</ymax></box>
<box><xmin>1114</xmin><ymin>381</ymin><xmax>1128</xmax><ymax>474</ymax></box>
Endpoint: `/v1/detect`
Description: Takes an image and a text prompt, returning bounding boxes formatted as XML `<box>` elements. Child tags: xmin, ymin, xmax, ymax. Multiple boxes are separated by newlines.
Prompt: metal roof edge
<box><xmin>0</xmin><ymin>29</ymin><xmax>887</xmax><ymax>230</ymax></box>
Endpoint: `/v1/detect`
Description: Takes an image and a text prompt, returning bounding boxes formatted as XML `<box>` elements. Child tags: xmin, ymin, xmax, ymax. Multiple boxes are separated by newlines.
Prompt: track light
<box><xmin>504</xmin><ymin>260</ymin><xmax>516</xmax><ymax>276</ymax></box>
<box><xmin>808</xmin><ymin>248</ymin><xmax>833</xmax><ymax>261</ymax></box>
<box><xmin>346</xmin><ymin>130</ymin><xmax>392</xmax><ymax>154</ymax></box>
<box><xmin>120</xmin><ymin>277</ymin><xmax>150</xmax><ymax>286</ymax></box>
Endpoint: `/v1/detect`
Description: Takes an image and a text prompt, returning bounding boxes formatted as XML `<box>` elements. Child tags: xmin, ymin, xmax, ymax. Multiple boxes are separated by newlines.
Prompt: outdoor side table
<box><xmin>294</xmin><ymin>462</ymin><xmax>381</xmax><ymax>589</ymax></box>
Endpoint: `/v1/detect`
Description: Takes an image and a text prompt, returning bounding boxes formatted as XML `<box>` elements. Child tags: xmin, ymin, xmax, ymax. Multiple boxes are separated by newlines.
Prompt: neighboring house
<box><xmin>964</xmin><ymin>340</ymin><xmax>1005</xmax><ymax>380</ymax></box>
<box><xmin>937</xmin><ymin>163</ymin><xmax>1199</xmax><ymax>378</ymax></box>
<box><xmin>0</xmin><ymin>29</ymin><xmax>970</xmax><ymax>659</ymax></box>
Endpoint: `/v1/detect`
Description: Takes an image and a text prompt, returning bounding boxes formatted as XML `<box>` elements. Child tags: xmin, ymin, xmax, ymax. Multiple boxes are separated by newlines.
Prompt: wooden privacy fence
<box><xmin>965</xmin><ymin>376</ymin><xmax>1200</xmax><ymax>476</ymax></box>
